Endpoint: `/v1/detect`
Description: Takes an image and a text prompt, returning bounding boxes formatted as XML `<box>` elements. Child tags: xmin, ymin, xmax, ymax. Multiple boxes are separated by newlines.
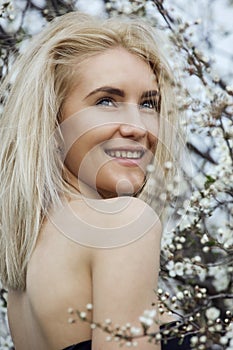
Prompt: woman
<box><xmin>0</xmin><ymin>11</ymin><xmax>188</xmax><ymax>350</ymax></box>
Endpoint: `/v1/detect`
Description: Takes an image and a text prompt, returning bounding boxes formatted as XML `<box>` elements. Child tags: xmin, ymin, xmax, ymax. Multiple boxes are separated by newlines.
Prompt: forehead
<box><xmin>75</xmin><ymin>48</ymin><xmax>158</xmax><ymax>92</ymax></box>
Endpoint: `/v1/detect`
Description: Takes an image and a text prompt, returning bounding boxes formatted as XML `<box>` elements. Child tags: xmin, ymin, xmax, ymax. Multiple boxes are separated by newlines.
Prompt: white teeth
<box><xmin>105</xmin><ymin>150</ymin><xmax>143</xmax><ymax>159</ymax></box>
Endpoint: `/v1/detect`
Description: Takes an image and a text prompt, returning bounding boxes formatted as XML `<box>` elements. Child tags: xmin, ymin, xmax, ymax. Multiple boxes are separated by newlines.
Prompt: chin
<box><xmin>96</xmin><ymin>174</ymin><xmax>146</xmax><ymax>198</ymax></box>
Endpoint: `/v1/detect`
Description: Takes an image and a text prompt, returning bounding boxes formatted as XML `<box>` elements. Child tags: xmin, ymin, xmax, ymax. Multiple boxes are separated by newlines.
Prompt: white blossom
<box><xmin>139</xmin><ymin>316</ymin><xmax>153</xmax><ymax>327</ymax></box>
<box><xmin>139</xmin><ymin>308</ymin><xmax>156</xmax><ymax>328</ymax></box>
<box><xmin>130</xmin><ymin>326</ymin><xmax>141</xmax><ymax>335</ymax></box>
<box><xmin>205</xmin><ymin>307</ymin><xmax>221</xmax><ymax>321</ymax></box>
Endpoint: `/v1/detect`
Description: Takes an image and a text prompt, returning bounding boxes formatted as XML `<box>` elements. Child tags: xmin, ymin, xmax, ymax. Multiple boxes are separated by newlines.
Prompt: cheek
<box><xmin>63</xmin><ymin>142</ymin><xmax>83</xmax><ymax>177</ymax></box>
<box><xmin>148</xmin><ymin>131</ymin><xmax>158</xmax><ymax>154</ymax></box>
<box><xmin>143</xmin><ymin>117</ymin><xmax>159</xmax><ymax>147</ymax></box>
<box><xmin>63</xmin><ymin>126</ymin><xmax>118</xmax><ymax>175</ymax></box>
<box><xmin>63</xmin><ymin>132</ymin><xmax>95</xmax><ymax>177</ymax></box>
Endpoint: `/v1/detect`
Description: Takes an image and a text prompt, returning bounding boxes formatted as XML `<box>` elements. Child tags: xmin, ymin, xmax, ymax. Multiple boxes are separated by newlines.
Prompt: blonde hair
<box><xmin>0</xmin><ymin>11</ymin><xmax>177</xmax><ymax>290</ymax></box>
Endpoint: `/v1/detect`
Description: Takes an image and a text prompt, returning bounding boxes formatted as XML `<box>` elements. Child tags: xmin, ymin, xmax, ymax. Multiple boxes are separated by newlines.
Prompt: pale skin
<box><xmin>7</xmin><ymin>48</ymin><xmax>168</xmax><ymax>349</ymax></box>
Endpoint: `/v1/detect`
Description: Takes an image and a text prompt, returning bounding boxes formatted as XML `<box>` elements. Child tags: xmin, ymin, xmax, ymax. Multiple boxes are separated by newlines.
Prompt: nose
<box><xmin>118</xmin><ymin>104</ymin><xmax>147</xmax><ymax>140</ymax></box>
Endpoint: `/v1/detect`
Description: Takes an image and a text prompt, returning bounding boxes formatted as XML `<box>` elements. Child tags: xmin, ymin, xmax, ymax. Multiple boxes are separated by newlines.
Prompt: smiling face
<box><xmin>61</xmin><ymin>47</ymin><xmax>160</xmax><ymax>198</ymax></box>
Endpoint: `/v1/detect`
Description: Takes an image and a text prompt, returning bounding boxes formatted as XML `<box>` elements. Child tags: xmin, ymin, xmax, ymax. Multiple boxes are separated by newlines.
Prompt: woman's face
<box><xmin>61</xmin><ymin>47</ymin><xmax>160</xmax><ymax>198</ymax></box>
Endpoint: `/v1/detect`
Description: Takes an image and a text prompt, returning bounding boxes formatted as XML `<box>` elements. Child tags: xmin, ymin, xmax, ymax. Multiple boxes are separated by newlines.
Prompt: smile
<box><xmin>104</xmin><ymin>149</ymin><xmax>145</xmax><ymax>159</ymax></box>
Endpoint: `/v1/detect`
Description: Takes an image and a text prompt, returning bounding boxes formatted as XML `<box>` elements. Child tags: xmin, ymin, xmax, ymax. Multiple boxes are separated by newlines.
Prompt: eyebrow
<box><xmin>84</xmin><ymin>86</ymin><xmax>125</xmax><ymax>100</ymax></box>
<box><xmin>84</xmin><ymin>86</ymin><xmax>159</xmax><ymax>101</ymax></box>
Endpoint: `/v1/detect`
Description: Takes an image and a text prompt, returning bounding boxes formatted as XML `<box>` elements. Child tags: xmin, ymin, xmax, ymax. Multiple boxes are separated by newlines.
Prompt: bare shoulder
<box><xmin>25</xmin><ymin>197</ymin><xmax>162</xmax><ymax>349</ymax></box>
<box><xmin>51</xmin><ymin>196</ymin><xmax>162</xmax><ymax>249</ymax></box>
<box><xmin>89</xmin><ymin>197</ymin><xmax>162</xmax><ymax>349</ymax></box>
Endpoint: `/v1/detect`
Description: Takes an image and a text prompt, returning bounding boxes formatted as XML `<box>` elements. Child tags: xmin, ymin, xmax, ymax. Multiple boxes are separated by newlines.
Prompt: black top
<box><xmin>63</xmin><ymin>340</ymin><xmax>91</xmax><ymax>350</ymax></box>
<box><xmin>63</xmin><ymin>334</ymin><xmax>192</xmax><ymax>349</ymax></box>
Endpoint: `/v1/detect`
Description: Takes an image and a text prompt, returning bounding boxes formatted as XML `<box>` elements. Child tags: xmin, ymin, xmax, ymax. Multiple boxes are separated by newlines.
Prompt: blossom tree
<box><xmin>0</xmin><ymin>0</ymin><xmax>232</xmax><ymax>349</ymax></box>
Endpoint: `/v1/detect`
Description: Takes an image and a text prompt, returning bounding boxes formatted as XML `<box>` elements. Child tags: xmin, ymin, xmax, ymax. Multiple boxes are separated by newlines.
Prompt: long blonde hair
<box><xmin>0</xmin><ymin>11</ymin><xmax>177</xmax><ymax>290</ymax></box>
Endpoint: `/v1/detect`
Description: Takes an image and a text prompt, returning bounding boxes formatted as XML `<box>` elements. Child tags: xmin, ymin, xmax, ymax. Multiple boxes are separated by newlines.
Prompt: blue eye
<box><xmin>141</xmin><ymin>100</ymin><xmax>156</xmax><ymax>109</ymax></box>
<box><xmin>96</xmin><ymin>98</ymin><xmax>116</xmax><ymax>107</ymax></box>
<box><xmin>140</xmin><ymin>99</ymin><xmax>160</xmax><ymax>113</ymax></box>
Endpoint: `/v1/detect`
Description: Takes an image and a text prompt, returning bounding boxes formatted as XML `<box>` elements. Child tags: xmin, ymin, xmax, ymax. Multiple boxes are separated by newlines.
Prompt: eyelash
<box><xmin>96</xmin><ymin>97</ymin><xmax>159</xmax><ymax>111</ymax></box>
<box><xmin>140</xmin><ymin>100</ymin><xmax>158</xmax><ymax>111</ymax></box>
<box><xmin>96</xmin><ymin>97</ymin><xmax>116</xmax><ymax>107</ymax></box>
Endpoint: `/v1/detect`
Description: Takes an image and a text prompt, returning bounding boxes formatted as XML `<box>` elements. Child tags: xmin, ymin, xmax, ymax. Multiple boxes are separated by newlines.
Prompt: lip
<box><xmin>111</xmin><ymin>157</ymin><xmax>142</xmax><ymax>167</ymax></box>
